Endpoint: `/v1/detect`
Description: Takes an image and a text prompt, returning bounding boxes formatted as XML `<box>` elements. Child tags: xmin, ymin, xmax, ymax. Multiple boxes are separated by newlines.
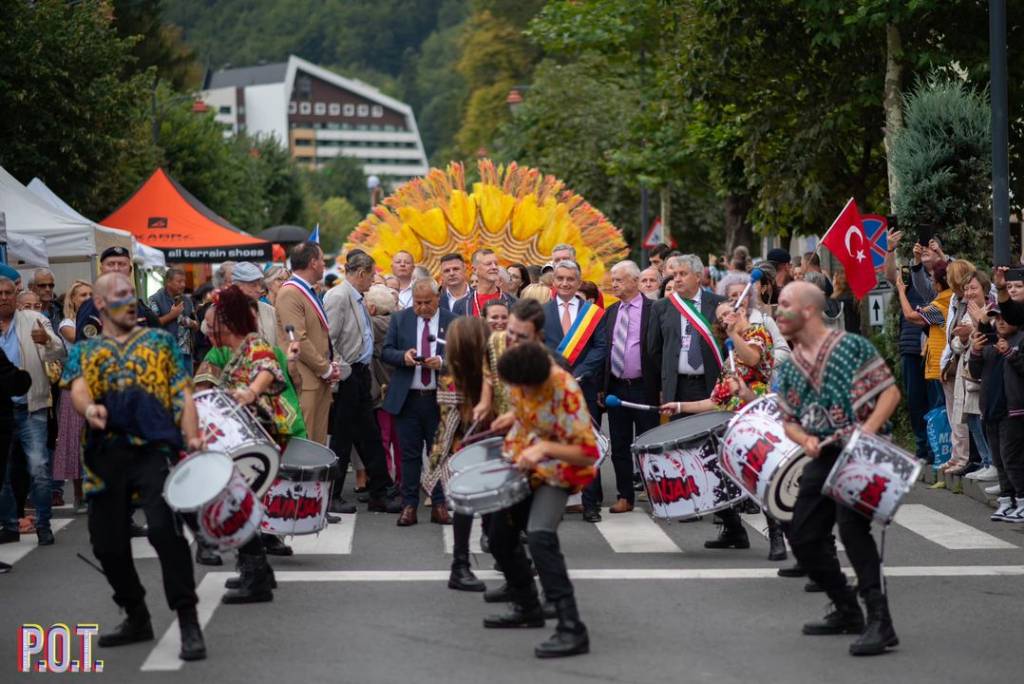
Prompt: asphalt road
<box><xmin>2</xmin><ymin>471</ymin><xmax>1022</xmax><ymax>684</ymax></box>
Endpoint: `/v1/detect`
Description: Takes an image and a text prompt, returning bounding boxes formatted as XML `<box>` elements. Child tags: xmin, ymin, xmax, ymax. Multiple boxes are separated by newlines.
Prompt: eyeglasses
<box><xmin>35</xmin><ymin>283</ymin><xmax>55</xmax><ymax>289</ymax></box>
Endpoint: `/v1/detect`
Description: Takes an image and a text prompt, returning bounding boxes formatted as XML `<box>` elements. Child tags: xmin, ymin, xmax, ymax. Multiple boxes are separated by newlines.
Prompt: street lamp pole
<box><xmin>990</xmin><ymin>0</ymin><xmax>1010</xmax><ymax>265</ymax></box>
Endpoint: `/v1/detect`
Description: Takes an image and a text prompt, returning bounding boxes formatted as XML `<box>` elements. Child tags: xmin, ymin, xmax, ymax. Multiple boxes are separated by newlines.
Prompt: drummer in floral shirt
<box><xmin>484</xmin><ymin>341</ymin><xmax>596</xmax><ymax>660</ymax></box>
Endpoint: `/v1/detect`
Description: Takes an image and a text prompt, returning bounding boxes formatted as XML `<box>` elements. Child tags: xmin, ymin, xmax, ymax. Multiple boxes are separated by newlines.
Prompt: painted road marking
<box><xmin>131</xmin><ymin>527</ymin><xmax>195</xmax><ymax>560</ymax></box>
<box><xmin>894</xmin><ymin>504</ymin><xmax>1017</xmax><ymax>550</ymax></box>
<box><xmin>0</xmin><ymin>518</ymin><xmax>73</xmax><ymax>566</ymax></box>
<box><xmin>594</xmin><ymin>511</ymin><xmax>681</xmax><ymax>553</ymax></box>
<box><xmin>283</xmin><ymin>514</ymin><xmax>356</xmax><ymax>554</ymax></box>
<box><xmin>443</xmin><ymin>520</ymin><xmax>484</xmax><ymax>554</ymax></box>
<box><xmin>141</xmin><ymin>572</ymin><xmax>229</xmax><ymax>671</ymax></box>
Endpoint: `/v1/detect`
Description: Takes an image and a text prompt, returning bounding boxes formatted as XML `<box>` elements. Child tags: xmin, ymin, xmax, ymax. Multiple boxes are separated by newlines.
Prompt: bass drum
<box><xmin>193</xmin><ymin>388</ymin><xmax>280</xmax><ymax>497</ymax></box>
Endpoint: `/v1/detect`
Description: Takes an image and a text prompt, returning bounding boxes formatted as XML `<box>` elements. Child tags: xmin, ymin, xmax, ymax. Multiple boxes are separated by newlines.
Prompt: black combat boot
<box><xmin>849</xmin><ymin>589</ymin><xmax>898</xmax><ymax>656</ymax></box>
<box><xmin>98</xmin><ymin>603</ymin><xmax>154</xmax><ymax>647</ymax></box>
<box><xmin>483</xmin><ymin>583</ymin><xmax>545</xmax><ymax>629</ymax></box>
<box><xmin>802</xmin><ymin>586</ymin><xmax>865</xmax><ymax>635</ymax></box>
<box><xmin>767</xmin><ymin>518</ymin><xmax>787</xmax><ymax>561</ymax></box>
<box><xmin>221</xmin><ymin>554</ymin><xmax>274</xmax><ymax>604</ymax></box>
<box><xmin>534</xmin><ymin>597</ymin><xmax>589</xmax><ymax>658</ymax></box>
<box><xmin>177</xmin><ymin>607</ymin><xmax>207</xmax><ymax>661</ymax></box>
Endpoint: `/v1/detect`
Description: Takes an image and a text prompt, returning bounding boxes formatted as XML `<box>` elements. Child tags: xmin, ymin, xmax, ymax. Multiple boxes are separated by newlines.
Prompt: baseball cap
<box><xmin>232</xmin><ymin>262</ymin><xmax>263</xmax><ymax>283</ymax></box>
<box><xmin>100</xmin><ymin>246</ymin><xmax>130</xmax><ymax>262</ymax></box>
<box><xmin>766</xmin><ymin>248</ymin><xmax>791</xmax><ymax>264</ymax></box>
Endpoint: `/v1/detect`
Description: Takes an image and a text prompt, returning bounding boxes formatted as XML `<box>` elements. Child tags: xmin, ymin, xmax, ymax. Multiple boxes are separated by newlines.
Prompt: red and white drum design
<box><xmin>823</xmin><ymin>429</ymin><xmax>921</xmax><ymax>525</ymax></box>
<box><xmin>260</xmin><ymin>438</ymin><xmax>338</xmax><ymax>536</ymax></box>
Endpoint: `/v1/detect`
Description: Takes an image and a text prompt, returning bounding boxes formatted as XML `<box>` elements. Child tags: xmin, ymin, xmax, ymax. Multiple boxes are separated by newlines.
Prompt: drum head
<box><xmin>765</xmin><ymin>451</ymin><xmax>810</xmax><ymax>522</ymax></box>
<box><xmin>232</xmin><ymin>443</ymin><xmax>281</xmax><ymax>498</ymax></box>
<box><xmin>449</xmin><ymin>463</ymin><xmax>522</xmax><ymax>496</ymax></box>
<box><xmin>449</xmin><ymin>438</ymin><xmax>504</xmax><ymax>473</ymax></box>
<box><xmin>282</xmin><ymin>438</ymin><xmax>339</xmax><ymax>469</ymax></box>
<box><xmin>633</xmin><ymin>411</ymin><xmax>733</xmax><ymax>453</ymax></box>
<box><xmin>164</xmin><ymin>451</ymin><xmax>233</xmax><ymax>511</ymax></box>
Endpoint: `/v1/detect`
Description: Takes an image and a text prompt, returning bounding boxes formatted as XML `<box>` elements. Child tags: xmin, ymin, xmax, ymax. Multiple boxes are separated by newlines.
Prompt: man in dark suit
<box><xmin>647</xmin><ymin>254</ymin><xmax>749</xmax><ymax>550</ymax></box>
<box><xmin>542</xmin><ymin>260</ymin><xmax>608</xmax><ymax>522</ymax></box>
<box><xmin>382</xmin><ymin>279</ymin><xmax>456</xmax><ymax>527</ymax></box>
<box><xmin>438</xmin><ymin>253</ymin><xmax>470</xmax><ymax>313</ymax></box>
<box><xmin>452</xmin><ymin>248</ymin><xmax>516</xmax><ymax>317</ymax></box>
<box><xmin>599</xmin><ymin>260</ymin><xmax>660</xmax><ymax>514</ymax></box>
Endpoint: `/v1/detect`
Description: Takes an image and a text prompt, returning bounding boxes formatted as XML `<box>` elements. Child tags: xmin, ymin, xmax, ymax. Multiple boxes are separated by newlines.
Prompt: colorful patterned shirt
<box><xmin>917</xmin><ymin>288</ymin><xmax>951</xmax><ymax>380</ymax></box>
<box><xmin>503</xmin><ymin>365</ymin><xmax>599</xmax><ymax>493</ymax></box>
<box><xmin>776</xmin><ymin>331</ymin><xmax>895</xmax><ymax>439</ymax></box>
<box><xmin>710</xmin><ymin>323</ymin><xmax>774</xmax><ymax>411</ymax></box>
<box><xmin>60</xmin><ymin>328</ymin><xmax>190</xmax><ymax>441</ymax></box>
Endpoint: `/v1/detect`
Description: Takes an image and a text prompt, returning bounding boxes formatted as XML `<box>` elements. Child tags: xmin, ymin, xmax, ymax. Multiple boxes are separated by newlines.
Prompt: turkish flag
<box><xmin>820</xmin><ymin>198</ymin><xmax>877</xmax><ymax>300</ymax></box>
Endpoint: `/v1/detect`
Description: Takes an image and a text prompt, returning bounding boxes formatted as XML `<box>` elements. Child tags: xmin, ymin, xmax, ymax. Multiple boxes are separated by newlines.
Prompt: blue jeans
<box><xmin>901</xmin><ymin>355</ymin><xmax>933</xmax><ymax>461</ymax></box>
<box><xmin>0</xmin><ymin>407</ymin><xmax>52</xmax><ymax>532</ymax></box>
<box><xmin>967</xmin><ymin>414</ymin><xmax>992</xmax><ymax>467</ymax></box>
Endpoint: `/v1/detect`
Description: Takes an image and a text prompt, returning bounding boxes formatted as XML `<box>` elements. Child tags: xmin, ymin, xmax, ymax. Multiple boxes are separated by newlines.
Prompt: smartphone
<box><xmin>1004</xmin><ymin>268</ymin><xmax>1024</xmax><ymax>282</ymax></box>
<box><xmin>917</xmin><ymin>223</ymin><xmax>934</xmax><ymax>247</ymax></box>
<box><xmin>413</xmin><ymin>355</ymin><xmax>426</xmax><ymax>363</ymax></box>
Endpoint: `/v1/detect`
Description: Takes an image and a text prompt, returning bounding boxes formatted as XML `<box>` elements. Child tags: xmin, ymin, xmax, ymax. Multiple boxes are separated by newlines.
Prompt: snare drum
<box><xmin>164</xmin><ymin>451</ymin><xmax>263</xmax><ymax>550</ymax></box>
<box><xmin>720</xmin><ymin>395</ymin><xmax>810</xmax><ymax>522</ymax></box>
<box><xmin>449</xmin><ymin>437</ymin><xmax>505</xmax><ymax>475</ymax></box>
<box><xmin>194</xmin><ymin>389</ymin><xmax>280</xmax><ymax>497</ymax></box>
<box><xmin>823</xmin><ymin>429</ymin><xmax>921</xmax><ymax>525</ymax></box>
<box><xmin>261</xmin><ymin>438</ymin><xmax>339</xmax><ymax>536</ymax></box>
<box><xmin>631</xmin><ymin>412</ymin><xmax>746</xmax><ymax>520</ymax></box>
<box><xmin>447</xmin><ymin>462</ymin><xmax>531</xmax><ymax>516</ymax></box>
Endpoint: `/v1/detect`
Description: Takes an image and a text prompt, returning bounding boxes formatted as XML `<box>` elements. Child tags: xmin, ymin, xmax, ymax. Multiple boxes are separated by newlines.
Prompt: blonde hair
<box><xmin>63</xmin><ymin>280</ymin><xmax>93</xmax><ymax>319</ymax></box>
<box><xmin>519</xmin><ymin>283</ymin><xmax>552</xmax><ymax>304</ymax></box>
<box><xmin>947</xmin><ymin>259</ymin><xmax>976</xmax><ymax>296</ymax></box>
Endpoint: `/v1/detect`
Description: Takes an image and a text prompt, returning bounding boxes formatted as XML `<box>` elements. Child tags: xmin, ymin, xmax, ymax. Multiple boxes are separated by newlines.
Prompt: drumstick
<box><xmin>284</xmin><ymin>324</ymin><xmax>296</xmax><ymax>341</ymax></box>
<box><xmin>733</xmin><ymin>268</ymin><xmax>763</xmax><ymax>311</ymax></box>
<box><xmin>605</xmin><ymin>395</ymin><xmax>660</xmax><ymax>412</ymax></box>
<box><xmin>428</xmin><ymin>334</ymin><xmax>446</xmax><ymax>347</ymax></box>
<box><xmin>725</xmin><ymin>338</ymin><xmax>736</xmax><ymax>374</ymax></box>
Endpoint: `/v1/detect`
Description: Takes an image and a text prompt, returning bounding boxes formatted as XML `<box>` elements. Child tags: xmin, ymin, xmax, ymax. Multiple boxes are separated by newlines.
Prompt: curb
<box><xmin>917</xmin><ymin>464</ymin><xmax>999</xmax><ymax>508</ymax></box>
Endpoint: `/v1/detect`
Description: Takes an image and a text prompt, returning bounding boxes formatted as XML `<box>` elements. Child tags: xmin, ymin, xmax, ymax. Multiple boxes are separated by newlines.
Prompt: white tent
<box><xmin>6</xmin><ymin>232</ymin><xmax>48</xmax><ymax>269</ymax></box>
<box><xmin>27</xmin><ymin>177</ymin><xmax>166</xmax><ymax>270</ymax></box>
<box><xmin>0</xmin><ymin>166</ymin><xmax>98</xmax><ymax>259</ymax></box>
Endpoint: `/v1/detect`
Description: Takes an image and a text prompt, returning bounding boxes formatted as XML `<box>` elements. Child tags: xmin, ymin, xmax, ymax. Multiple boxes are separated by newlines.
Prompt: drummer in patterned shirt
<box><xmin>773</xmin><ymin>281</ymin><xmax>901</xmax><ymax>657</ymax></box>
<box><xmin>485</xmin><ymin>341</ymin><xmax>597</xmax><ymax>659</ymax></box>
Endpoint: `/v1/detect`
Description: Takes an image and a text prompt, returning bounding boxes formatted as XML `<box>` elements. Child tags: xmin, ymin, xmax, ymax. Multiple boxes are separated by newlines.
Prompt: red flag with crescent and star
<box><xmin>820</xmin><ymin>198</ymin><xmax>877</xmax><ymax>300</ymax></box>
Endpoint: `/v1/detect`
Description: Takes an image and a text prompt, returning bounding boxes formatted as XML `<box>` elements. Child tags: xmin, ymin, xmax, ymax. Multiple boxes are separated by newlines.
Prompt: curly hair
<box><xmin>212</xmin><ymin>285</ymin><xmax>257</xmax><ymax>337</ymax></box>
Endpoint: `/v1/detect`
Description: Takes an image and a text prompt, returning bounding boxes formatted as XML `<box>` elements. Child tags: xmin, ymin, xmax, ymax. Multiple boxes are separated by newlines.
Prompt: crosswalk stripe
<box><xmin>442</xmin><ymin>520</ymin><xmax>484</xmax><ymax>554</ymax></box>
<box><xmin>893</xmin><ymin>504</ymin><xmax>1017</xmax><ymax>549</ymax></box>
<box><xmin>283</xmin><ymin>515</ymin><xmax>356</xmax><ymax>554</ymax></box>
<box><xmin>593</xmin><ymin>511</ymin><xmax>681</xmax><ymax>553</ymax></box>
<box><xmin>0</xmin><ymin>519</ymin><xmax>73</xmax><ymax>565</ymax></box>
<box><xmin>131</xmin><ymin>527</ymin><xmax>196</xmax><ymax>560</ymax></box>
<box><xmin>141</xmin><ymin>572</ymin><xmax>226</xmax><ymax>672</ymax></box>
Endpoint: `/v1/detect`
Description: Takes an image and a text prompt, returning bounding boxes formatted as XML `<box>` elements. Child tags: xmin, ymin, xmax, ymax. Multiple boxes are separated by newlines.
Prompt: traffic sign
<box><xmin>868</xmin><ymin>281</ymin><xmax>893</xmax><ymax>328</ymax></box>
<box><xmin>643</xmin><ymin>216</ymin><xmax>675</xmax><ymax>249</ymax></box>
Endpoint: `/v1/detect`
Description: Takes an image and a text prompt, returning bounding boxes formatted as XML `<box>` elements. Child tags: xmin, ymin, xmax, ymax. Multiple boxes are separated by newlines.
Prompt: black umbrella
<box><xmin>259</xmin><ymin>225</ymin><xmax>310</xmax><ymax>242</ymax></box>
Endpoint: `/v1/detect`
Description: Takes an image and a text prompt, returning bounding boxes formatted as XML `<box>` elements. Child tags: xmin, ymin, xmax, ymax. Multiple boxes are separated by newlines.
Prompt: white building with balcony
<box><xmin>201</xmin><ymin>55</ymin><xmax>429</xmax><ymax>183</ymax></box>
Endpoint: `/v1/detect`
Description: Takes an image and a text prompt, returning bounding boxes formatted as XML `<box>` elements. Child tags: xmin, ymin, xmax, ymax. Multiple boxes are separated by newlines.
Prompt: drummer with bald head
<box><xmin>61</xmin><ymin>272</ymin><xmax>208</xmax><ymax>661</ymax></box>
<box><xmin>773</xmin><ymin>280</ymin><xmax>902</xmax><ymax>656</ymax></box>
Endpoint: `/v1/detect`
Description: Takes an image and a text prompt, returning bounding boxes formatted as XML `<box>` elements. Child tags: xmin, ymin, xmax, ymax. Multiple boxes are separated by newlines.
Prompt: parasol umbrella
<box><xmin>259</xmin><ymin>225</ymin><xmax>310</xmax><ymax>243</ymax></box>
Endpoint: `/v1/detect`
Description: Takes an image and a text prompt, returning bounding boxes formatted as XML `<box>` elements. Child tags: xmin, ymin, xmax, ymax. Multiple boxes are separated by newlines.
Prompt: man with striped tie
<box><xmin>598</xmin><ymin>260</ymin><xmax>660</xmax><ymax>514</ymax></box>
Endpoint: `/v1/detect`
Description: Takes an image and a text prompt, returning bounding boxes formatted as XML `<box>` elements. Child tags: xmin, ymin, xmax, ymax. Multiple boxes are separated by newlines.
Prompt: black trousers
<box><xmin>394</xmin><ymin>391</ymin><xmax>444</xmax><ymax>508</ymax></box>
<box><xmin>789</xmin><ymin>444</ymin><xmax>881</xmax><ymax>598</ymax></box>
<box><xmin>602</xmin><ymin>378</ymin><xmax>658</xmax><ymax>505</ymax></box>
<box><xmin>330</xmin><ymin>364</ymin><xmax>393</xmax><ymax>499</ymax></box>
<box><xmin>87</xmin><ymin>442</ymin><xmax>197</xmax><ymax>612</ymax></box>
<box><xmin>452</xmin><ymin>512</ymin><xmax>473</xmax><ymax>561</ymax></box>
<box><xmin>579</xmin><ymin>384</ymin><xmax>606</xmax><ymax>510</ymax></box>
<box><xmin>986</xmin><ymin>420</ymin><xmax>1015</xmax><ymax>497</ymax></box>
<box><xmin>999</xmin><ymin>417</ymin><xmax>1024</xmax><ymax>496</ymax></box>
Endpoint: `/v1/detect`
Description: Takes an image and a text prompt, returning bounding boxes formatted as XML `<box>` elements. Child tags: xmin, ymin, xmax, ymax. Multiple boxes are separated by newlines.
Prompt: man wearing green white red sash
<box><xmin>646</xmin><ymin>254</ymin><xmax>750</xmax><ymax>550</ymax></box>
<box><xmin>542</xmin><ymin>260</ymin><xmax>608</xmax><ymax>522</ymax></box>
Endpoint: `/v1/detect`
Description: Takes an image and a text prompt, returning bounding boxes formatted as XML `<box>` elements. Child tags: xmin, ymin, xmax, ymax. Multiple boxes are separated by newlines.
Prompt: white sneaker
<box><xmin>985</xmin><ymin>483</ymin><xmax>1001</xmax><ymax>495</ymax></box>
<box><xmin>1007</xmin><ymin>503</ymin><xmax>1024</xmax><ymax>523</ymax></box>
<box><xmin>966</xmin><ymin>465</ymin><xmax>998</xmax><ymax>481</ymax></box>
<box><xmin>991</xmin><ymin>497</ymin><xmax>1015</xmax><ymax>522</ymax></box>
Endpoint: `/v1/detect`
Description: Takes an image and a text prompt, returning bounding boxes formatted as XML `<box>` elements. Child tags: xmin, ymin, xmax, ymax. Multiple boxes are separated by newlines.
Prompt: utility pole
<box><xmin>990</xmin><ymin>0</ymin><xmax>1010</xmax><ymax>265</ymax></box>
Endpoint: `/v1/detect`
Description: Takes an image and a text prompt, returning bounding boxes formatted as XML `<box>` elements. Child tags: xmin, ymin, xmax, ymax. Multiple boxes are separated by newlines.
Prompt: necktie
<box><xmin>420</xmin><ymin>318</ymin><xmax>431</xmax><ymax>385</ymax></box>
<box><xmin>561</xmin><ymin>301</ymin><xmax>572</xmax><ymax>335</ymax></box>
<box><xmin>687</xmin><ymin>300</ymin><xmax>702</xmax><ymax>368</ymax></box>
<box><xmin>611</xmin><ymin>301</ymin><xmax>629</xmax><ymax>378</ymax></box>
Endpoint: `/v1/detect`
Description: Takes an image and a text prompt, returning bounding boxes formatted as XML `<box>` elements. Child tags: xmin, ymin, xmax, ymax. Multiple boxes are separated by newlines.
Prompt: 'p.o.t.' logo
<box><xmin>19</xmin><ymin>624</ymin><xmax>104</xmax><ymax>673</ymax></box>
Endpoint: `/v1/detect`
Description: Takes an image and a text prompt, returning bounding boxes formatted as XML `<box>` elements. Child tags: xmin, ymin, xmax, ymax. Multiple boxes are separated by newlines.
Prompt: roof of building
<box><xmin>207</xmin><ymin>62</ymin><xmax>289</xmax><ymax>88</ymax></box>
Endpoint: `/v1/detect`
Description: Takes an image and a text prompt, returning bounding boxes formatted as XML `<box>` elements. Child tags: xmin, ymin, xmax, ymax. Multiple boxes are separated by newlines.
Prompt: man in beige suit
<box><xmin>322</xmin><ymin>250</ymin><xmax>400</xmax><ymax>513</ymax></box>
<box><xmin>275</xmin><ymin>243</ymin><xmax>339</xmax><ymax>443</ymax></box>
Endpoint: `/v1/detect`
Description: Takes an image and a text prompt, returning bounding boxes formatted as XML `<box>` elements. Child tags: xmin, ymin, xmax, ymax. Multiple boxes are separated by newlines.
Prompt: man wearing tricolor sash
<box><xmin>647</xmin><ymin>254</ymin><xmax>750</xmax><ymax>550</ymax></box>
<box><xmin>542</xmin><ymin>260</ymin><xmax>608</xmax><ymax>522</ymax></box>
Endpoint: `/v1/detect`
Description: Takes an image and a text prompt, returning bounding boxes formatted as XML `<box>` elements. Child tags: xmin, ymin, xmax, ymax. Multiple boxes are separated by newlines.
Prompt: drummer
<box><xmin>61</xmin><ymin>272</ymin><xmax>206</xmax><ymax>661</ymax></box>
<box><xmin>485</xmin><ymin>341</ymin><xmax>596</xmax><ymax>659</ymax></box>
<box><xmin>196</xmin><ymin>286</ymin><xmax>305</xmax><ymax>604</ymax></box>
<box><xmin>659</xmin><ymin>301</ymin><xmax>775</xmax><ymax>553</ymax></box>
<box><xmin>773</xmin><ymin>281</ymin><xmax>901</xmax><ymax>656</ymax></box>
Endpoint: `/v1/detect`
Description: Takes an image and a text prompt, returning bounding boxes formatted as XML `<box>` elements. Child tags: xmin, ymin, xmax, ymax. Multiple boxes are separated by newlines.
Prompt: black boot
<box><xmin>802</xmin><ymin>587</ymin><xmax>865</xmax><ymax>635</ymax></box>
<box><xmin>534</xmin><ymin>597</ymin><xmax>589</xmax><ymax>658</ymax></box>
<box><xmin>261</xmin><ymin>534</ymin><xmax>293</xmax><ymax>556</ymax></box>
<box><xmin>778</xmin><ymin>562</ymin><xmax>806</xmax><ymax>578</ymax></box>
<box><xmin>225</xmin><ymin>557</ymin><xmax>277</xmax><ymax>589</ymax></box>
<box><xmin>704</xmin><ymin>515</ymin><xmax>750</xmax><ymax>550</ymax></box>
<box><xmin>484</xmin><ymin>582</ymin><xmax>511</xmax><ymax>603</ymax></box>
<box><xmin>177</xmin><ymin>608</ymin><xmax>207</xmax><ymax>661</ymax></box>
<box><xmin>483</xmin><ymin>584</ymin><xmax>545</xmax><ymax>629</ymax></box>
<box><xmin>849</xmin><ymin>589</ymin><xmax>898</xmax><ymax>656</ymax></box>
<box><xmin>195</xmin><ymin>542</ymin><xmax>222</xmax><ymax>566</ymax></box>
<box><xmin>448</xmin><ymin>553</ymin><xmax>486</xmax><ymax>592</ymax></box>
<box><xmin>222</xmin><ymin>554</ymin><xmax>274</xmax><ymax>604</ymax></box>
<box><xmin>767</xmin><ymin>518</ymin><xmax>787</xmax><ymax>561</ymax></box>
<box><xmin>98</xmin><ymin>603</ymin><xmax>154</xmax><ymax>647</ymax></box>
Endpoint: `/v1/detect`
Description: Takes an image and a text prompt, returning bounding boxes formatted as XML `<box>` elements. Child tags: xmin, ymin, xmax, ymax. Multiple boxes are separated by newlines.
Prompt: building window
<box><xmin>296</xmin><ymin>75</ymin><xmax>312</xmax><ymax>101</ymax></box>
<box><xmin>288</xmin><ymin>102</ymin><xmax>297</xmax><ymax>114</ymax></box>
<box><xmin>343</xmin><ymin>103</ymin><xmax>355</xmax><ymax>116</ymax></box>
<box><xmin>357</xmin><ymin>104</ymin><xmax>369</xmax><ymax>117</ymax></box>
<box><xmin>314</xmin><ymin>102</ymin><xmax>326</xmax><ymax>115</ymax></box>
<box><xmin>219</xmin><ymin>105</ymin><xmax>232</xmax><ymax>114</ymax></box>
<box><xmin>299</xmin><ymin>102</ymin><xmax>311</xmax><ymax>114</ymax></box>
<box><xmin>328</xmin><ymin>103</ymin><xmax>340</xmax><ymax>116</ymax></box>
<box><xmin>371</xmin><ymin>105</ymin><xmax>383</xmax><ymax>117</ymax></box>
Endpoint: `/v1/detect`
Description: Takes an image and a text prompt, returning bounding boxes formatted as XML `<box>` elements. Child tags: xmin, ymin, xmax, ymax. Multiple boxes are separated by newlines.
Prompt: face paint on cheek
<box><xmin>777</xmin><ymin>309</ymin><xmax>801</xmax><ymax>323</ymax></box>
<box><xmin>106</xmin><ymin>295</ymin><xmax>136</xmax><ymax>316</ymax></box>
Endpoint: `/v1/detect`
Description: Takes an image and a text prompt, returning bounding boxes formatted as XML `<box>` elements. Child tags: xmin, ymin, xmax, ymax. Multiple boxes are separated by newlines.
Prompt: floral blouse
<box><xmin>710</xmin><ymin>323</ymin><xmax>774</xmax><ymax>411</ymax></box>
<box><xmin>503</xmin><ymin>365</ymin><xmax>599</xmax><ymax>493</ymax></box>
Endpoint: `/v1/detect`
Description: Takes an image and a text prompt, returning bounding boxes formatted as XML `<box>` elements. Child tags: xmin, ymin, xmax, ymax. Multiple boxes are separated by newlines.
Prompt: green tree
<box><xmin>303</xmin><ymin>156</ymin><xmax>369</xmax><ymax>214</ymax></box>
<box><xmin>889</xmin><ymin>76</ymin><xmax>991</xmax><ymax>265</ymax></box>
<box><xmin>0</xmin><ymin>0</ymin><xmax>159</xmax><ymax>218</ymax></box>
<box><xmin>113</xmin><ymin>0</ymin><xmax>200</xmax><ymax>89</ymax></box>
<box><xmin>314</xmin><ymin>196</ymin><xmax>362</xmax><ymax>253</ymax></box>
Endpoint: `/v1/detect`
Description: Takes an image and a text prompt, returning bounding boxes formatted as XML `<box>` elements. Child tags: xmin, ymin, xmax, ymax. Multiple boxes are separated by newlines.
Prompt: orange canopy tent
<box><xmin>102</xmin><ymin>168</ymin><xmax>271</xmax><ymax>263</ymax></box>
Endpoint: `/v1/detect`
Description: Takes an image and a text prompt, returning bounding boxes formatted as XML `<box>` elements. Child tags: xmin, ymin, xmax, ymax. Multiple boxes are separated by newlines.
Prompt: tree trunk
<box><xmin>883</xmin><ymin>23</ymin><xmax>904</xmax><ymax>211</ymax></box>
<box><xmin>724</xmin><ymin>193</ymin><xmax>754</xmax><ymax>255</ymax></box>
<box><xmin>659</xmin><ymin>186</ymin><xmax>671</xmax><ymax>241</ymax></box>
